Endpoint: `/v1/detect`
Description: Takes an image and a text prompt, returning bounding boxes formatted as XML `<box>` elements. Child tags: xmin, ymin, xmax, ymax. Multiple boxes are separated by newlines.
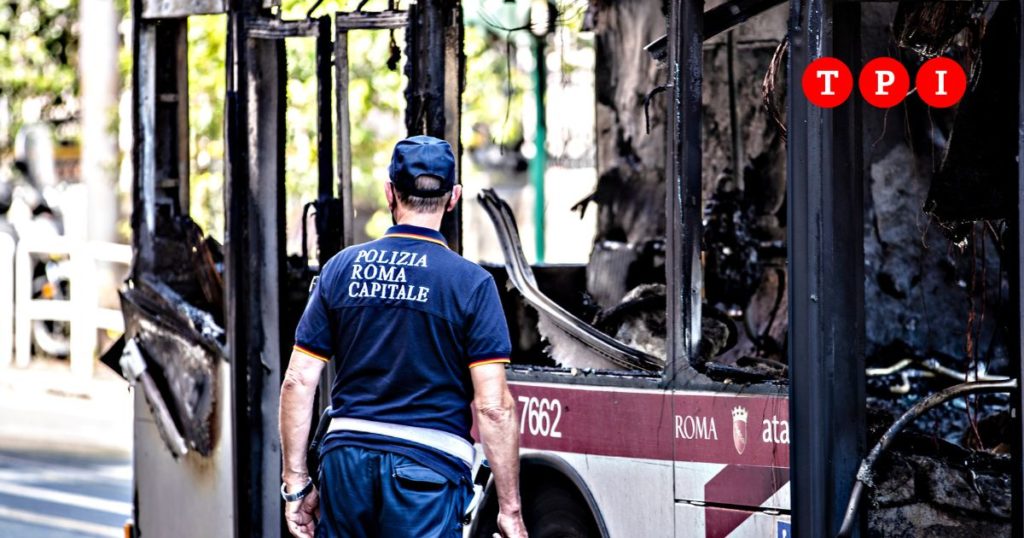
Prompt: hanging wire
<box><xmin>476</xmin><ymin>1</ymin><xmax>587</xmax><ymax>151</ymax></box>
<box><xmin>306</xmin><ymin>0</ymin><xmax>326</xmax><ymax>18</ymax></box>
<box><xmin>761</xmin><ymin>37</ymin><xmax>788</xmax><ymax>141</ymax></box>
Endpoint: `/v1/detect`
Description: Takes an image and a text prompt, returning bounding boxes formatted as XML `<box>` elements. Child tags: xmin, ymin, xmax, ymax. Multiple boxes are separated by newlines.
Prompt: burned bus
<box><xmin>114</xmin><ymin>0</ymin><xmax>1023</xmax><ymax>536</ymax></box>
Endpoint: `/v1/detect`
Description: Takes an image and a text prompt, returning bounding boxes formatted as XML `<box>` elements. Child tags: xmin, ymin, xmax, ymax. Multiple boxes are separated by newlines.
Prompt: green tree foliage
<box><xmin>186</xmin><ymin>15</ymin><xmax>228</xmax><ymax>241</ymax></box>
<box><xmin>186</xmin><ymin>0</ymin><xmax>412</xmax><ymax>243</ymax></box>
<box><xmin>462</xmin><ymin>24</ymin><xmax>524</xmax><ymax>150</ymax></box>
<box><xmin>0</xmin><ymin>0</ymin><xmax>523</xmax><ymax>245</ymax></box>
<box><xmin>0</xmin><ymin>0</ymin><xmax>80</xmax><ymax>150</ymax></box>
<box><xmin>281</xmin><ymin>0</ymin><xmax>408</xmax><ymax>242</ymax></box>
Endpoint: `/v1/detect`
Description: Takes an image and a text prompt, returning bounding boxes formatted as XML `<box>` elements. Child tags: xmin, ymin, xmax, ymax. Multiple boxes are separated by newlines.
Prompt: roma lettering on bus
<box><xmin>762</xmin><ymin>415</ymin><xmax>790</xmax><ymax>444</ymax></box>
<box><xmin>674</xmin><ymin>414</ymin><xmax>718</xmax><ymax>440</ymax></box>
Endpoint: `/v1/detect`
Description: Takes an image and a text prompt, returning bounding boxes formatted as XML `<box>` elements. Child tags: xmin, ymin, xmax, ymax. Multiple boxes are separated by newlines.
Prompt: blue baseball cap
<box><xmin>388</xmin><ymin>135</ymin><xmax>456</xmax><ymax>198</ymax></box>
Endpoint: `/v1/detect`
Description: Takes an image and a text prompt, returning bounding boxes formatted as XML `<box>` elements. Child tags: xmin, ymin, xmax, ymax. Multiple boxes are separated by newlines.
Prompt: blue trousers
<box><xmin>316</xmin><ymin>446</ymin><xmax>470</xmax><ymax>538</ymax></box>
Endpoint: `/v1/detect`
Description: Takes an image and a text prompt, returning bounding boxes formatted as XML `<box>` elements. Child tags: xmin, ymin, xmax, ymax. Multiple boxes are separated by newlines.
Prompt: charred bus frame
<box><xmin>125</xmin><ymin>0</ymin><xmax>1024</xmax><ymax>536</ymax></box>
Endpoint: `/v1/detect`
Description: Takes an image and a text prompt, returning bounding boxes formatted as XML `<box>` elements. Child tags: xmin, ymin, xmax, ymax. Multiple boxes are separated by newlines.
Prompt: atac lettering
<box><xmin>674</xmin><ymin>414</ymin><xmax>718</xmax><ymax>441</ymax></box>
<box><xmin>761</xmin><ymin>415</ymin><xmax>790</xmax><ymax>444</ymax></box>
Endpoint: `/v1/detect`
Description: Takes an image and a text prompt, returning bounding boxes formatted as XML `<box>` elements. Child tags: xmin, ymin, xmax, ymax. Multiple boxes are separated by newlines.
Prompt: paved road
<box><xmin>0</xmin><ymin>450</ymin><xmax>131</xmax><ymax>537</ymax></box>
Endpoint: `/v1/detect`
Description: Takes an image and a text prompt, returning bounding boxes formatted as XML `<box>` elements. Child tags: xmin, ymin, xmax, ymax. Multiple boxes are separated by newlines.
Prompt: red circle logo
<box><xmin>916</xmin><ymin>57</ymin><xmax>967</xmax><ymax>108</ymax></box>
<box><xmin>858</xmin><ymin>57</ymin><xmax>910</xmax><ymax>108</ymax></box>
<box><xmin>801</xmin><ymin>57</ymin><xmax>853</xmax><ymax>108</ymax></box>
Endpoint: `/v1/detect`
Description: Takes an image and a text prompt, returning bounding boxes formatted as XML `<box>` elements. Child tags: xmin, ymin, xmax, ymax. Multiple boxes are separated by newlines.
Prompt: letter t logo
<box><xmin>802</xmin><ymin>57</ymin><xmax>853</xmax><ymax>108</ymax></box>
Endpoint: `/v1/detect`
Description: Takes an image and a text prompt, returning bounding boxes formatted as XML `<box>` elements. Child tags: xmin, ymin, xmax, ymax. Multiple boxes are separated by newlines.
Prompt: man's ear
<box><xmin>447</xmin><ymin>185</ymin><xmax>463</xmax><ymax>212</ymax></box>
<box><xmin>384</xmin><ymin>182</ymin><xmax>396</xmax><ymax>207</ymax></box>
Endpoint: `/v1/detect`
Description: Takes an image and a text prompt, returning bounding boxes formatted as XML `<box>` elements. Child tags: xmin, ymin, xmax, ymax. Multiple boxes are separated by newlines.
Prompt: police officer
<box><xmin>278</xmin><ymin>136</ymin><xmax>528</xmax><ymax>538</ymax></box>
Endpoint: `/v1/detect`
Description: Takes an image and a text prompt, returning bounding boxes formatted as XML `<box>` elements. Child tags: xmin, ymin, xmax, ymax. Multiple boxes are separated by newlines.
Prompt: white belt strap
<box><xmin>328</xmin><ymin>417</ymin><xmax>475</xmax><ymax>467</ymax></box>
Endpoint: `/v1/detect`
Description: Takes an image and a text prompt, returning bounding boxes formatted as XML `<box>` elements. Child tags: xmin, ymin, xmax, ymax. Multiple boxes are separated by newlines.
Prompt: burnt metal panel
<box><xmin>141</xmin><ymin>0</ymin><xmax>226</xmax><ymax>19</ymax></box>
<box><xmin>786</xmin><ymin>0</ymin><xmax>865</xmax><ymax>536</ymax></box>
<box><xmin>314</xmin><ymin>16</ymin><xmax>341</xmax><ymax>267</ymax></box>
<box><xmin>335</xmin><ymin>29</ymin><xmax>355</xmax><ymax>249</ymax></box>
<box><xmin>153</xmin><ymin>21</ymin><xmax>191</xmax><ymax>214</ymax></box>
<box><xmin>1016</xmin><ymin>2</ymin><xmax>1024</xmax><ymax>536</ymax></box>
<box><xmin>335</xmin><ymin>9</ymin><xmax>408</xmax><ymax>30</ymax></box>
<box><xmin>121</xmin><ymin>278</ymin><xmax>226</xmax><ymax>455</ymax></box>
<box><xmin>129</xmin><ymin>1</ymin><xmax>237</xmax><ymax>534</ymax></box>
<box><xmin>665</xmin><ymin>0</ymin><xmax>706</xmax><ymax>387</ymax></box>
<box><xmin>704</xmin><ymin>0</ymin><xmax>786</xmax><ymax>40</ymax></box>
<box><xmin>225</xmin><ymin>9</ymin><xmax>288</xmax><ymax>536</ymax></box>
<box><xmin>132</xmin><ymin>19</ymin><xmax>156</xmax><ymax>277</ymax></box>
<box><xmin>405</xmin><ymin>0</ymin><xmax>463</xmax><ymax>251</ymax></box>
<box><xmin>246</xmin><ymin>17</ymin><xmax>320</xmax><ymax>39</ymax></box>
<box><xmin>133</xmin><ymin>18</ymin><xmax>190</xmax><ymax>277</ymax></box>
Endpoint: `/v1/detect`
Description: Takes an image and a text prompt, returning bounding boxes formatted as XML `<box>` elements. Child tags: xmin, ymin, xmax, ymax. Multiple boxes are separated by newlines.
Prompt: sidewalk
<box><xmin>0</xmin><ymin>358</ymin><xmax>133</xmax><ymax>458</ymax></box>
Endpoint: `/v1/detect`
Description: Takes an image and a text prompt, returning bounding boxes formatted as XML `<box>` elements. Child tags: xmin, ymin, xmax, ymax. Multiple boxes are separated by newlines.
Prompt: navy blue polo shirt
<box><xmin>293</xmin><ymin>224</ymin><xmax>511</xmax><ymax>483</ymax></box>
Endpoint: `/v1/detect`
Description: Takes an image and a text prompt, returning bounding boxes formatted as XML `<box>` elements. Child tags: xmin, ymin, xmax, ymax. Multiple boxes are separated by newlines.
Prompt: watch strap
<box><xmin>281</xmin><ymin>477</ymin><xmax>313</xmax><ymax>502</ymax></box>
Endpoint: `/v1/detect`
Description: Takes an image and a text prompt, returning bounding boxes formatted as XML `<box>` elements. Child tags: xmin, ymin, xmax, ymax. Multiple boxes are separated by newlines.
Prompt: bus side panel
<box><xmin>530</xmin><ymin>450</ymin><xmax>675</xmax><ymax>538</ymax></box>
<box><xmin>134</xmin><ymin>361</ymin><xmax>235</xmax><ymax>536</ymax></box>
<box><xmin>675</xmin><ymin>503</ymin><xmax>791</xmax><ymax>538</ymax></box>
<box><xmin>672</xmin><ymin>391</ymin><xmax>790</xmax><ymax>513</ymax></box>
<box><xmin>506</xmin><ymin>382</ymin><xmax>676</xmax><ymax>537</ymax></box>
<box><xmin>675</xmin><ymin>462</ymin><xmax>790</xmax><ymax>511</ymax></box>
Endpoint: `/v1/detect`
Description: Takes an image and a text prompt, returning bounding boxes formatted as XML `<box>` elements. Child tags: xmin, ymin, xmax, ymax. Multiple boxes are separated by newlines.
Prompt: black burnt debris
<box><xmin>522</xmin><ymin>0</ymin><xmax>1017</xmax><ymax>533</ymax></box>
<box><xmin>867</xmin><ymin>435</ymin><xmax>1011</xmax><ymax>538</ymax></box>
<box><xmin>569</xmin><ymin>0</ymin><xmax>789</xmax><ymax>380</ymax></box>
<box><xmin>926</xmin><ymin>1</ymin><xmax>1019</xmax><ymax>233</ymax></box>
<box><xmin>121</xmin><ymin>215</ymin><xmax>226</xmax><ymax>456</ymax></box>
<box><xmin>892</xmin><ymin>1</ymin><xmax>985</xmax><ymax>59</ymax></box>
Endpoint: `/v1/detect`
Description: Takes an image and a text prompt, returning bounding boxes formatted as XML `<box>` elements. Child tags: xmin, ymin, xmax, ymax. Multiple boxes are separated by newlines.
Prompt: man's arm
<box><xmin>471</xmin><ymin>363</ymin><xmax>528</xmax><ymax>538</ymax></box>
<box><xmin>279</xmin><ymin>350</ymin><xmax>327</xmax><ymax>538</ymax></box>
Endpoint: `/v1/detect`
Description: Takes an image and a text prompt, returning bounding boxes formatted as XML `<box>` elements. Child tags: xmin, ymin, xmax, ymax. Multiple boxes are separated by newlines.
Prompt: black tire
<box><xmin>32</xmin><ymin>318</ymin><xmax>70</xmax><ymax>357</ymax></box>
<box><xmin>523</xmin><ymin>483</ymin><xmax>600</xmax><ymax>538</ymax></box>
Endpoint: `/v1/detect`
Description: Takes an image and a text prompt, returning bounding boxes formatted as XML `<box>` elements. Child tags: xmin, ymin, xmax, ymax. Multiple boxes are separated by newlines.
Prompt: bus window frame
<box><xmin>507</xmin><ymin>0</ymin><xmax>791</xmax><ymax>397</ymax></box>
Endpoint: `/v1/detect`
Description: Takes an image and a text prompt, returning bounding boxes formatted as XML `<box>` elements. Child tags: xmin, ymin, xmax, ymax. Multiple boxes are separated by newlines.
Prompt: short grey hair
<box><xmin>393</xmin><ymin>175</ymin><xmax>452</xmax><ymax>214</ymax></box>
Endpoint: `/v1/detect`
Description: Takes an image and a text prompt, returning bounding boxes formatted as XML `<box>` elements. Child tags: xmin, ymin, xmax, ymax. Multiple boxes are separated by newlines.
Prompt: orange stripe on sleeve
<box><xmin>294</xmin><ymin>345</ymin><xmax>330</xmax><ymax>363</ymax></box>
<box><xmin>382</xmin><ymin>233</ymin><xmax>450</xmax><ymax>249</ymax></box>
<box><xmin>468</xmin><ymin>358</ymin><xmax>511</xmax><ymax>368</ymax></box>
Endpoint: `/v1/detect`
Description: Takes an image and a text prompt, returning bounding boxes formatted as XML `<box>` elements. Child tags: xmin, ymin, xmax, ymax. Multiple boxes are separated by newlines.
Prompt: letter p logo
<box><xmin>875</xmin><ymin>70</ymin><xmax>895</xmax><ymax>95</ymax></box>
<box><xmin>859</xmin><ymin>57</ymin><xmax>909</xmax><ymax>108</ymax></box>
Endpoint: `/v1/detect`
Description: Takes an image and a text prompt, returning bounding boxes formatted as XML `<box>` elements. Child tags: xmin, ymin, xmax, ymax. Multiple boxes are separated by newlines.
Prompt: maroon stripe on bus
<box><xmin>489</xmin><ymin>383</ymin><xmax>790</xmax><ymax>468</ymax></box>
<box><xmin>703</xmin><ymin>465</ymin><xmax>789</xmax><ymax>537</ymax></box>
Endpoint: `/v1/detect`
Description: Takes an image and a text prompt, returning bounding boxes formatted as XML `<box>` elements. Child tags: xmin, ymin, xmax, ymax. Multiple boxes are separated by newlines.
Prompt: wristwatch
<box><xmin>281</xmin><ymin>477</ymin><xmax>314</xmax><ymax>502</ymax></box>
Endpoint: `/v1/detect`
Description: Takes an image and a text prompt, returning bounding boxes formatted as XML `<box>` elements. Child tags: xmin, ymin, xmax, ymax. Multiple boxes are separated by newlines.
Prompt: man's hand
<box><xmin>493</xmin><ymin>509</ymin><xmax>528</xmax><ymax>538</ymax></box>
<box><xmin>285</xmin><ymin>486</ymin><xmax>319</xmax><ymax>538</ymax></box>
<box><xmin>471</xmin><ymin>363</ymin><xmax>527</xmax><ymax>538</ymax></box>
<box><xmin>279</xmin><ymin>350</ymin><xmax>327</xmax><ymax>537</ymax></box>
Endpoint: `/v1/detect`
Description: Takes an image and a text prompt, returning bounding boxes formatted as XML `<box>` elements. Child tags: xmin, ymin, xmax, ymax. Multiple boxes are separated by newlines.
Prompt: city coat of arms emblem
<box><xmin>732</xmin><ymin>406</ymin><xmax>748</xmax><ymax>455</ymax></box>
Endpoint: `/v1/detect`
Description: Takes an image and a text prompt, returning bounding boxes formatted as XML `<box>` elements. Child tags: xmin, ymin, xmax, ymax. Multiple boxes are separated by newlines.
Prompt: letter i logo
<box><xmin>916</xmin><ymin>57</ymin><xmax>967</xmax><ymax>108</ymax></box>
<box><xmin>802</xmin><ymin>57</ymin><xmax>853</xmax><ymax>108</ymax></box>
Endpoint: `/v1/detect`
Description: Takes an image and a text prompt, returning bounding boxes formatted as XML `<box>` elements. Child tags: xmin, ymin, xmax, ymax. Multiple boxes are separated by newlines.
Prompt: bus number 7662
<box><xmin>517</xmin><ymin>396</ymin><xmax>563</xmax><ymax>438</ymax></box>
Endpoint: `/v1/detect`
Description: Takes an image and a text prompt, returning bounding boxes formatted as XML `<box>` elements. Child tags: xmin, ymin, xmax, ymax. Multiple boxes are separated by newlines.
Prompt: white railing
<box><xmin>0</xmin><ymin>234</ymin><xmax>132</xmax><ymax>377</ymax></box>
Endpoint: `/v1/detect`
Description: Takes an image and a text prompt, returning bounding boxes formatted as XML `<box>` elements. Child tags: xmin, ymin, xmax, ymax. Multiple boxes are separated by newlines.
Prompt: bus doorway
<box><xmin>122</xmin><ymin>2</ymin><xmax>461</xmax><ymax>536</ymax></box>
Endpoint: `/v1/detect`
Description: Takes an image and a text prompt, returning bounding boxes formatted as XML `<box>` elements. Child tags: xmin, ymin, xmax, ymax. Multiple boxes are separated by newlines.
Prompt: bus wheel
<box><xmin>524</xmin><ymin>484</ymin><xmax>599</xmax><ymax>538</ymax></box>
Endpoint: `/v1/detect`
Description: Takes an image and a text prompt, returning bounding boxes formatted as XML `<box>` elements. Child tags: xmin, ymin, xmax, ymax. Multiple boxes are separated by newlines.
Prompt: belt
<box><xmin>328</xmin><ymin>417</ymin><xmax>475</xmax><ymax>467</ymax></box>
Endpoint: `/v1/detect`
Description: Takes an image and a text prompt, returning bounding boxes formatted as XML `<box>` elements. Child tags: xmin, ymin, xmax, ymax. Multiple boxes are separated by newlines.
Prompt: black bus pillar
<box><xmin>786</xmin><ymin>0</ymin><xmax>866</xmax><ymax>536</ymax></box>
